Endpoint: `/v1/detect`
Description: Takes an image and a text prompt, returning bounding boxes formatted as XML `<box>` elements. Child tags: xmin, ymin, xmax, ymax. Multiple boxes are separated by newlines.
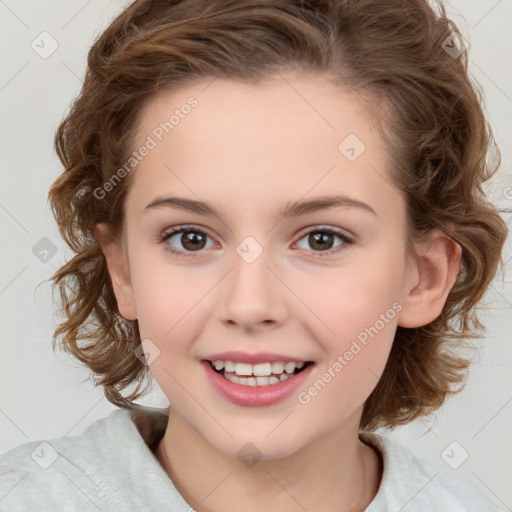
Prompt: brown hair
<box><xmin>48</xmin><ymin>0</ymin><xmax>508</xmax><ymax>430</ymax></box>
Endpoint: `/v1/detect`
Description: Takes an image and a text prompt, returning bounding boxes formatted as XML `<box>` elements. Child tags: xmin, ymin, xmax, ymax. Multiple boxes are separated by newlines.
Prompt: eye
<box><xmin>294</xmin><ymin>227</ymin><xmax>353</xmax><ymax>255</ymax></box>
<box><xmin>160</xmin><ymin>226</ymin><xmax>217</xmax><ymax>257</ymax></box>
<box><xmin>159</xmin><ymin>225</ymin><xmax>353</xmax><ymax>258</ymax></box>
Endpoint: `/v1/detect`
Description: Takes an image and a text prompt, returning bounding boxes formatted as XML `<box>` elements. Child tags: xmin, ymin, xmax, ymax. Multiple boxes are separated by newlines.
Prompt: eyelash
<box><xmin>159</xmin><ymin>225</ymin><xmax>354</xmax><ymax>259</ymax></box>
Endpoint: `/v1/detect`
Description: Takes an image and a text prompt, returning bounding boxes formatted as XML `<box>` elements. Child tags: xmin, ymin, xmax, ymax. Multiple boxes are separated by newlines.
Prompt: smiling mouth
<box><xmin>207</xmin><ymin>359</ymin><xmax>313</xmax><ymax>386</ymax></box>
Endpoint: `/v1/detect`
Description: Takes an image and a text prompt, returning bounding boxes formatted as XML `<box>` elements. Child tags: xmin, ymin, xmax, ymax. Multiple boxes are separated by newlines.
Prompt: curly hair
<box><xmin>48</xmin><ymin>0</ymin><xmax>508</xmax><ymax>431</ymax></box>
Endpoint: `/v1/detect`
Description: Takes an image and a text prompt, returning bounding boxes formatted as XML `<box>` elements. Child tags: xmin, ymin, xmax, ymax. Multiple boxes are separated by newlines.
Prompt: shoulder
<box><xmin>0</xmin><ymin>429</ymin><xmax>110</xmax><ymax>511</ymax></box>
<box><xmin>361</xmin><ymin>432</ymin><xmax>507</xmax><ymax>512</ymax></box>
<box><xmin>0</xmin><ymin>406</ymin><xmax>189</xmax><ymax>511</ymax></box>
<box><xmin>0</xmin><ymin>408</ymin><xmax>137</xmax><ymax>511</ymax></box>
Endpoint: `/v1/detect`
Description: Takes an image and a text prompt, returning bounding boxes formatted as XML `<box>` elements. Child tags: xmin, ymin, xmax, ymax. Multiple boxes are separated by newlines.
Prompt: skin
<box><xmin>96</xmin><ymin>72</ymin><xmax>461</xmax><ymax>512</ymax></box>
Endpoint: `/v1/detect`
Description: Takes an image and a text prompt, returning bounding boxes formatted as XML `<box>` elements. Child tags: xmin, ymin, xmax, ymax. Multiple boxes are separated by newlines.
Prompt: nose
<box><xmin>218</xmin><ymin>246</ymin><xmax>289</xmax><ymax>333</ymax></box>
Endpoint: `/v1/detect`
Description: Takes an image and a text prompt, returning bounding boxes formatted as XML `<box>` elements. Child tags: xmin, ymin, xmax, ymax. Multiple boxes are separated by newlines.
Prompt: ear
<box><xmin>94</xmin><ymin>223</ymin><xmax>137</xmax><ymax>321</ymax></box>
<box><xmin>397</xmin><ymin>229</ymin><xmax>462</xmax><ymax>328</ymax></box>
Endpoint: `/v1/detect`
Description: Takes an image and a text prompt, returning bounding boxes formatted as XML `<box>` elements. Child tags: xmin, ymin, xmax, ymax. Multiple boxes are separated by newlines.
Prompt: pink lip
<box><xmin>202</xmin><ymin>351</ymin><xmax>309</xmax><ymax>364</ymax></box>
<box><xmin>202</xmin><ymin>360</ymin><xmax>314</xmax><ymax>407</ymax></box>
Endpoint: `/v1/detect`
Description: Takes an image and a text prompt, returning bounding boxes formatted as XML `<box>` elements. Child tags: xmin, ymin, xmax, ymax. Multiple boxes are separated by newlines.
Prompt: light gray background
<box><xmin>1</xmin><ymin>0</ymin><xmax>511</xmax><ymax>509</ymax></box>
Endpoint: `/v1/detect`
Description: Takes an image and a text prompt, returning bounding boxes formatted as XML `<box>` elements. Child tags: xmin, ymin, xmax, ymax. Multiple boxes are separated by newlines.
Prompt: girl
<box><xmin>1</xmin><ymin>0</ymin><xmax>508</xmax><ymax>510</ymax></box>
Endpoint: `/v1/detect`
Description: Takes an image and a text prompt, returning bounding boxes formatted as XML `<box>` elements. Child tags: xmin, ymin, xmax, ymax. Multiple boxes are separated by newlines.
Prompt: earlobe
<box><xmin>397</xmin><ymin>230</ymin><xmax>462</xmax><ymax>328</ymax></box>
<box><xmin>94</xmin><ymin>223</ymin><xmax>138</xmax><ymax>321</ymax></box>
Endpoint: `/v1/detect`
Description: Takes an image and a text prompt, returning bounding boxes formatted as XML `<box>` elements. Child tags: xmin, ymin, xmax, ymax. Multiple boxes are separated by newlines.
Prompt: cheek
<box><xmin>295</xmin><ymin>275</ymin><xmax>401</xmax><ymax>418</ymax></box>
<box><xmin>129</xmin><ymin>260</ymin><xmax>213</xmax><ymax>403</ymax></box>
<box><xmin>295</xmin><ymin>248</ymin><xmax>404</xmax><ymax>344</ymax></box>
<box><xmin>293</xmin><ymin>248</ymin><xmax>404</xmax><ymax>400</ymax></box>
<box><xmin>128</xmin><ymin>250</ymin><xmax>205</xmax><ymax>344</ymax></box>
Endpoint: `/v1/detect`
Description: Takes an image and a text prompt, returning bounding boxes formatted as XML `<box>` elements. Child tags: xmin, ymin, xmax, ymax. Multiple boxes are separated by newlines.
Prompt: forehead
<box><xmin>127</xmin><ymin>73</ymin><xmax>403</xmax><ymax>224</ymax></box>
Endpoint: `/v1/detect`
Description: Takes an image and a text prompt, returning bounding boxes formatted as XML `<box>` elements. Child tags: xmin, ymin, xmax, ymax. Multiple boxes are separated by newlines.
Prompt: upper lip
<box><xmin>202</xmin><ymin>351</ymin><xmax>312</xmax><ymax>364</ymax></box>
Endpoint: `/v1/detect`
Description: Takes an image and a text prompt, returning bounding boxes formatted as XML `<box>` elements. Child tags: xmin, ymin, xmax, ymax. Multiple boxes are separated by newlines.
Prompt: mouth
<box><xmin>201</xmin><ymin>355</ymin><xmax>315</xmax><ymax>407</ymax></box>
<box><xmin>207</xmin><ymin>359</ymin><xmax>313</xmax><ymax>386</ymax></box>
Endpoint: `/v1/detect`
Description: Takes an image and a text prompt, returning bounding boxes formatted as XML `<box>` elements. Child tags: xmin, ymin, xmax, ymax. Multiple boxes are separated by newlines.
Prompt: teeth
<box><xmin>271</xmin><ymin>362</ymin><xmax>284</xmax><ymax>374</ymax></box>
<box><xmin>253</xmin><ymin>363</ymin><xmax>272</xmax><ymax>377</ymax></box>
<box><xmin>210</xmin><ymin>359</ymin><xmax>307</xmax><ymax>385</ymax></box>
<box><xmin>284</xmin><ymin>362</ymin><xmax>296</xmax><ymax>374</ymax></box>
<box><xmin>234</xmin><ymin>362</ymin><xmax>253</xmax><ymax>376</ymax></box>
<box><xmin>246</xmin><ymin>377</ymin><xmax>257</xmax><ymax>387</ymax></box>
<box><xmin>225</xmin><ymin>373</ymin><xmax>240</xmax><ymax>384</ymax></box>
<box><xmin>223</xmin><ymin>374</ymin><xmax>292</xmax><ymax>386</ymax></box>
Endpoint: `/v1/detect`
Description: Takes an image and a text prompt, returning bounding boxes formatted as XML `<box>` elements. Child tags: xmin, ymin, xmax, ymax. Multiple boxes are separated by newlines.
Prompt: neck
<box><xmin>154</xmin><ymin>409</ymin><xmax>383</xmax><ymax>512</ymax></box>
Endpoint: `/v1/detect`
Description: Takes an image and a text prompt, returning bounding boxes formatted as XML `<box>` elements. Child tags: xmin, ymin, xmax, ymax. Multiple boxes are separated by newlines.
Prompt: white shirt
<box><xmin>0</xmin><ymin>406</ymin><xmax>505</xmax><ymax>511</ymax></box>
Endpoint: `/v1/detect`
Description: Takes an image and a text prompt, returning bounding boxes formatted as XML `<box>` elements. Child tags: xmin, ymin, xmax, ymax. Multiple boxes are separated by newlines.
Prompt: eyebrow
<box><xmin>144</xmin><ymin>194</ymin><xmax>377</xmax><ymax>219</ymax></box>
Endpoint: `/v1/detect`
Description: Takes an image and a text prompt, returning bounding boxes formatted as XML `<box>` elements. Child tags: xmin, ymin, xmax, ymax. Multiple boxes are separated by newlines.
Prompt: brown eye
<box><xmin>161</xmin><ymin>226</ymin><xmax>215</xmax><ymax>256</ymax></box>
<box><xmin>180</xmin><ymin>230</ymin><xmax>207</xmax><ymax>251</ymax></box>
<box><xmin>308</xmin><ymin>232</ymin><xmax>336</xmax><ymax>251</ymax></box>
<box><xmin>295</xmin><ymin>227</ymin><xmax>352</xmax><ymax>255</ymax></box>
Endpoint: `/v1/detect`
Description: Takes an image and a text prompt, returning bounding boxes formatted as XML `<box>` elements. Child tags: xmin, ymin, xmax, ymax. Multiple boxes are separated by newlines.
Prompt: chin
<box><xmin>200</xmin><ymin>423</ymin><xmax>316</xmax><ymax>464</ymax></box>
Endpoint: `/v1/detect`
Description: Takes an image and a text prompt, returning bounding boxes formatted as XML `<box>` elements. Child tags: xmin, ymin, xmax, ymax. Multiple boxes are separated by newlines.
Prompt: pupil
<box><xmin>310</xmin><ymin>232</ymin><xmax>333</xmax><ymax>251</ymax></box>
<box><xmin>182</xmin><ymin>231</ymin><xmax>205</xmax><ymax>251</ymax></box>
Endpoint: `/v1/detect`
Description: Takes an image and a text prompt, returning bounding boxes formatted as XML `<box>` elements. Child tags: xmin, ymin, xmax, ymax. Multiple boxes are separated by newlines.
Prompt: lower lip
<box><xmin>202</xmin><ymin>361</ymin><xmax>313</xmax><ymax>407</ymax></box>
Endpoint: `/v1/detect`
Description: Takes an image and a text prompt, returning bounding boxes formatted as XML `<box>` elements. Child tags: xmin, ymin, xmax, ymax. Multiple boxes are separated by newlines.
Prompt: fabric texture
<box><xmin>0</xmin><ymin>406</ymin><xmax>505</xmax><ymax>511</ymax></box>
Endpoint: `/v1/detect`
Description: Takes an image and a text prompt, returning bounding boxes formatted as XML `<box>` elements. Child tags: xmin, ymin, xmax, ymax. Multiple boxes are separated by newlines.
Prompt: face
<box><xmin>104</xmin><ymin>73</ymin><xmax>420</xmax><ymax>460</ymax></box>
